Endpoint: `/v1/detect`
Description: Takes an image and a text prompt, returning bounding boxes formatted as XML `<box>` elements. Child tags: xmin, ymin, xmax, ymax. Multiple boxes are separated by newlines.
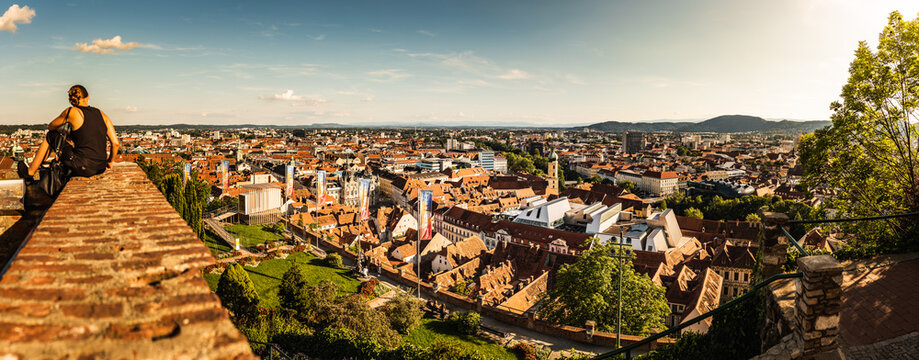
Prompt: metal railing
<box><xmin>594</xmin><ymin>211</ymin><xmax>919</xmax><ymax>359</ymax></box>
<box><xmin>593</xmin><ymin>272</ymin><xmax>803</xmax><ymax>360</ymax></box>
<box><xmin>780</xmin><ymin>211</ymin><xmax>919</xmax><ymax>258</ymax></box>
<box><xmin>249</xmin><ymin>341</ymin><xmax>294</xmax><ymax>360</ymax></box>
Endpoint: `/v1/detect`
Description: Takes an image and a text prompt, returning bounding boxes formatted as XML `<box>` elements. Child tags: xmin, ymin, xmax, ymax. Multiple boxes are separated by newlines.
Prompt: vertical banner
<box><xmin>221</xmin><ymin>160</ymin><xmax>230</xmax><ymax>189</ymax></box>
<box><xmin>182</xmin><ymin>162</ymin><xmax>191</xmax><ymax>185</ymax></box>
<box><xmin>418</xmin><ymin>189</ymin><xmax>433</xmax><ymax>240</ymax></box>
<box><xmin>358</xmin><ymin>178</ymin><xmax>371</xmax><ymax>221</ymax></box>
<box><xmin>285</xmin><ymin>164</ymin><xmax>295</xmax><ymax>198</ymax></box>
<box><xmin>317</xmin><ymin>170</ymin><xmax>327</xmax><ymax>205</ymax></box>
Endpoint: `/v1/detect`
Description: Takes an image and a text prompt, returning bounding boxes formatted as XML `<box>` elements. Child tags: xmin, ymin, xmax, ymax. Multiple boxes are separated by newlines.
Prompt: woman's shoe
<box><xmin>16</xmin><ymin>161</ymin><xmax>34</xmax><ymax>183</ymax></box>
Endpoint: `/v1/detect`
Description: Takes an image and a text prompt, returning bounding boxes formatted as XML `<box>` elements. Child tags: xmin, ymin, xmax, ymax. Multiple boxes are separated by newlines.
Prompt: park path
<box><xmin>215</xmin><ymin>245</ymin><xmax>294</xmax><ymax>264</ymax></box>
<box><xmin>367</xmin><ymin>286</ymin><xmax>398</xmax><ymax>309</ymax></box>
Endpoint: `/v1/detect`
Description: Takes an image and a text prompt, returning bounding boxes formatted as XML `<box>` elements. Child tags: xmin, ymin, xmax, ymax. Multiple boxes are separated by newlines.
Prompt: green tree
<box><xmin>216</xmin><ymin>264</ymin><xmax>260</xmax><ymax>321</ymax></box>
<box><xmin>799</xmin><ymin>11</ymin><xmax>919</xmax><ymax>256</ymax></box>
<box><xmin>326</xmin><ymin>253</ymin><xmax>344</xmax><ymax>268</ymax></box>
<box><xmin>449</xmin><ymin>311</ymin><xmax>482</xmax><ymax>335</ymax></box>
<box><xmin>744</xmin><ymin>213</ymin><xmax>761</xmax><ymax>223</ymax></box>
<box><xmin>331</xmin><ymin>295</ymin><xmax>402</xmax><ymax>349</ymax></box>
<box><xmin>684</xmin><ymin>207</ymin><xmax>704</xmax><ymax>219</ymax></box>
<box><xmin>539</xmin><ymin>241</ymin><xmax>669</xmax><ymax>335</ymax></box>
<box><xmin>383</xmin><ymin>293</ymin><xmax>424</xmax><ymax>334</ymax></box>
<box><xmin>302</xmin><ymin>279</ymin><xmax>344</xmax><ymax>327</ymax></box>
<box><xmin>452</xmin><ymin>277</ymin><xmax>473</xmax><ymax>296</ymax></box>
<box><xmin>278</xmin><ymin>264</ymin><xmax>309</xmax><ymax>315</ymax></box>
<box><xmin>136</xmin><ymin>160</ymin><xmax>211</xmax><ymax>240</ymax></box>
<box><xmin>273</xmin><ymin>221</ymin><xmax>286</xmax><ymax>234</ymax></box>
<box><xmin>425</xmin><ymin>340</ymin><xmax>477</xmax><ymax>360</ymax></box>
<box><xmin>660</xmin><ymin>199</ymin><xmax>668</xmax><ymax>211</ymax></box>
<box><xmin>619</xmin><ymin>180</ymin><xmax>636</xmax><ymax>193</ymax></box>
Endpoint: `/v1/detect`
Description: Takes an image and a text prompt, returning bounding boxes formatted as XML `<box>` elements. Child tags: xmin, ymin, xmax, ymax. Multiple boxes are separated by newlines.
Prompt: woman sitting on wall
<box><xmin>18</xmin><ymin>85</ymin><xmax>120</xmax><ymax>180</ymax></box>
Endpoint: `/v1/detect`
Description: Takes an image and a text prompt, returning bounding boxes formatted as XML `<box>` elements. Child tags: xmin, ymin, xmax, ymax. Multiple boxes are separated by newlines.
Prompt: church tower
<box><xmin>547</xmin><ymin>151</ymin><xmax>559</xmax><ymax>196</ymax></box>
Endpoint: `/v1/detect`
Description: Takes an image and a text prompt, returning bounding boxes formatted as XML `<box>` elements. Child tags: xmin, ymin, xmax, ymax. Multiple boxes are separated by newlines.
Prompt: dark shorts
<box><xmin>46</xmin><ymin>131</ymin><xmax>107</xmax><ymax>178</ymax></box>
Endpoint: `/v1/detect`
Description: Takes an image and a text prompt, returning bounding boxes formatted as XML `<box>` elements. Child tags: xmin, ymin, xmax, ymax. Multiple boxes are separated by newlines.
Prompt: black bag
<box><xmin>38</xmin><ymin>111</ymin><xmax>73</xmax><ymax>197</ymax></box>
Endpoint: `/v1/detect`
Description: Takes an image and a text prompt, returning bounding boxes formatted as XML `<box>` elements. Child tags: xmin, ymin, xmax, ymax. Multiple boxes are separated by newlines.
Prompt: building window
<box><xmin>734</xmin><ymin>272</ymin><xmax>739</xmax><ymax>281</ymax></box>
<box><xmin>743</xmin><ymin>273</ymin><xmax>749</xmax><ymax>282</ymax></box>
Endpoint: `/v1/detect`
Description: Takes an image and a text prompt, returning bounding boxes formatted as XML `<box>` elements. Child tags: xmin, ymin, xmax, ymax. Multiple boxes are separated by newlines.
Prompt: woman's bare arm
<box><xmin>47</xmin><ymin>108</ymin><xmax>73</xmax><ymax>131</ymax></box>
<box><xmin>100</xmin><ymin>110</ymin><xmax>120</xmax><ymax>168</ymax></box>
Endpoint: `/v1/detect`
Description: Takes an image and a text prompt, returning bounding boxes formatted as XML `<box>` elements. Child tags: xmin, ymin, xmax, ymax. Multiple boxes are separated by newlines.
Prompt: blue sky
<box><xmin>1</xmin><ymin>0</ymin><xmax>918</xmax><ymax>126</ymax></box>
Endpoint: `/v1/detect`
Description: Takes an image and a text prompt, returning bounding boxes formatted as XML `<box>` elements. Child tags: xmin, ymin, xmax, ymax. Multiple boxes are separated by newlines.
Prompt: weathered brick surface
<box><xmin>0</xmin><ymin>163</ymin><xmax>255</xmax><ymax>360</ymax></box>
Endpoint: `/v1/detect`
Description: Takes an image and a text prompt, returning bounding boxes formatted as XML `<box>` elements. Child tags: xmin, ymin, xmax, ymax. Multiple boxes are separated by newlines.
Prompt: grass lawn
<box><xmin>204</xmin><ymin>252</ymin><xmax>361</xmax><ymax>309</ymax></box>
<box><xmin>224</xmin><ymin>224</ymin><xmax>284</xmax><ymax>247</ymax></box>
<box><xmin>405</xmin><ymin>316</ymin><xmax>517</xmax><ymax>360</ymax></box>
<box><xmin>203</xmin><ymin>229</ymin><xmax>233</xmax><ymax>254</ymax></box>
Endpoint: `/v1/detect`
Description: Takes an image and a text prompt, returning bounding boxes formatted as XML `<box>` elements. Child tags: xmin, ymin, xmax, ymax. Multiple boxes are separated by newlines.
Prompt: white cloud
<box><xmin>73</xmin><ymin>35</ymin><xmax>148</xmax><ymax>54</ymax></box>
<box><xmin>0</xmin><ymin>4</ymin><xmax>35</xmax><ymax>33</ymax></box>
<box><xmin>404</xmin><ymin>50</ymin><xmax>534</xmax><ymax>82</ymax></box>
<box><xmin>262</xmin><ymin>89</ymin><xmax>303</xmax><ymax>101</ymax></box>
<box><xmin>367</xmin><ymin>69</ymin><xmax>411</xmax><ymax>82</ymax></box>
<box><xmin>259</xmin><ymin>90</ymin><xmax>327</xmax><ymax>105</ymax></box>
<box><xmin>496</xmin><ymin>69</ymin><xmax>532</xmax><ymax>80</ymax></box>
<box><xmin>417</xmin><ymin>29</ymin><xmax>436</xmax><ymax>37</ymax></box>
<box><xmin>635</xmin><ymin>76</ymin><xmax>706</xmax><ymax>89</ymax></box>
<box><xmin>122</xmin><ymin>106</ymin><xmax>138</xmax><ymax>113</ymax></box>
<box><xmin>565</xmin><ymin>74</ymin><xmax>587</xmax><ymax>85</ymax></box>
<box><xmin>361</xmin><ymin>97</ymin><xmax>375</xmax><ymax>102</ymax></box>
<box><xmin>309</xmin><ymin>34</ymin><xmax>326</xmax><ymax>41</ymax></box>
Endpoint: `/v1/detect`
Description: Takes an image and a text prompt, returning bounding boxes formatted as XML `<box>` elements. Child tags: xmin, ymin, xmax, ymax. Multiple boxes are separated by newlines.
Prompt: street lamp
<box><xmin>611</xmin><ymin>226</ymin><xmax>634</xmax><ymax>349</ymax></box>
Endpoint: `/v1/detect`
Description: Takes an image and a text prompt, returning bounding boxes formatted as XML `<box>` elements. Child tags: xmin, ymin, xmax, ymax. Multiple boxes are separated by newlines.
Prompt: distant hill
<box><xmin>586</xmin><ymin>115</ymin><xmax>830</xmax><ymax>133</ymax></box>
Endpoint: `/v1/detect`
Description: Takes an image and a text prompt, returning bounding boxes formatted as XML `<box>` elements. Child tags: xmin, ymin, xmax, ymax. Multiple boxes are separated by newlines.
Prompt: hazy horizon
<box><xmin>2</xmin><ymin>1</ymin><xmax>917</xmax><ymax>126</ymax></box>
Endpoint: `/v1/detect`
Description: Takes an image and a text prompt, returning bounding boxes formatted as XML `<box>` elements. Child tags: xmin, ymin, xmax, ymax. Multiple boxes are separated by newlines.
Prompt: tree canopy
<box><xmin>539</xmin><ymin>241</ymin><xmax>669</xmax><ymax>335</ymax></box>
<box><xmin>216</xmin><ymin>263</ymin><xmax>260</xmax><ymax>321</ymax></box>
<box><xmin>278</xmin><ymin>264</ymin><xmax>310</xmax><ymax>316</ymax></box>
<box><xmin>137</xmin><ymin>159</ymin><xmax>210</xmax><ymax>240</ymax></box>
<box><xmin>383</xmin><ymin>293</ymin><xmax>424</xmax><ymax>334</ymax></box>
<box><xmin>799</xmin><ymin>11</ymin><xmax>919</xmax><ymax>257</ymax></box>
<box><xmin>684</xmin><ymin>207</ymin><xmax>704</xmax><ymax>219</ymax></box>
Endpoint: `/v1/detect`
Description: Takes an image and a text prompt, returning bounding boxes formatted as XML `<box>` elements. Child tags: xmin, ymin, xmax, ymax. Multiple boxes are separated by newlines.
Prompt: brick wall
<box><xmin>0</xmin><ymin>163</ymin><xmax>255</xmax><ymax>359</ymax></box>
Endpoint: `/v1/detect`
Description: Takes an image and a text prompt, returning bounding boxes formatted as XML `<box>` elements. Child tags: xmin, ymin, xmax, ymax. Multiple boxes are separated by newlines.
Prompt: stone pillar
<box><xmin>795</xmin><ymin>255</ymin><xmax>843</xmax><ymax>358</ymax></box>
<box><xmin>526</xmin><ymin>311</ymin><xmax>536</xmax><ymax>329</ymax></box>
<box><xmin>760</xmin><ymin>212</ymin><xmax>790</xmax><ymax>279</ymax></box>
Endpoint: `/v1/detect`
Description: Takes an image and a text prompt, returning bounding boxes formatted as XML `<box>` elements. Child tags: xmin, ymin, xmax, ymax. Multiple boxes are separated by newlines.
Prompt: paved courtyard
<box><xmin>839</xmin><ymin>253</ymin><xmax>919</xmax><ymax>358</ymax></box>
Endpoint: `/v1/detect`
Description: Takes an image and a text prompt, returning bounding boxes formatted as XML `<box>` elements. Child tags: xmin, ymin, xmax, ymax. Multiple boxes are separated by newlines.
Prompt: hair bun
<box><xmin>67</xmin><ymin>85</ymin><xmax>87</xmax><ymax>106</ymax></box>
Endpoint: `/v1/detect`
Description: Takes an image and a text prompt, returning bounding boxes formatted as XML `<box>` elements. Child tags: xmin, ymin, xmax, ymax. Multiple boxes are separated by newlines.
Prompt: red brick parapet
<box><xmin>0</xmin><ymin>163</ymin><xmax>255</xmax><ymax>359</ymax></box>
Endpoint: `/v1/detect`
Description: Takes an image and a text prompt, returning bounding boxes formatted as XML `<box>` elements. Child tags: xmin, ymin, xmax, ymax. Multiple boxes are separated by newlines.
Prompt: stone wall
<box><xmin>0</xmin><ymin>163</ymin><xmax>255</xmax><ymax>359</ymax></box>
<box><xmin>795</xmin><ymin>255</ymin><xmax>843</xmax><ymax>357</ymax></box>
<box><xmin>755</xmin><ymin>255</ymin><xmax>844</xmax><ymax>360</ymax></box>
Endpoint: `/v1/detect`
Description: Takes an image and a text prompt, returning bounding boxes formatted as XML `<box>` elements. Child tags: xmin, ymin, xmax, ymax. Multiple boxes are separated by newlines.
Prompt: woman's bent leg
<box><xmin>27</xmin><ymin>140</ymin><xmax>51</xmax><ymax>176</ymax></box>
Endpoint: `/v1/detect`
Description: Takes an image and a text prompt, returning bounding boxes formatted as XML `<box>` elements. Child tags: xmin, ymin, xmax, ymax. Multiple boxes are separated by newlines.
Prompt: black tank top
<box><xmin>71</xmin><ymin>106</ymin><xmax>108</xmax><ymax>162</ymax></box>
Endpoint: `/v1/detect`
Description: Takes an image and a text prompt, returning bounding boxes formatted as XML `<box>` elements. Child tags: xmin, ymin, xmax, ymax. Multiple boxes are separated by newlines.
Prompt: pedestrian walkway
<box><xmin>844</xmin><ymin>331</ymin><xmax>919</xmax><ymax>360</ymax></box>
<box><xmin>204</xmin><ymin>217</ymin><xmax>237</xmax><ymax>249</ymax></box>
<box><xmin>216</xmin><ymin>245</ymin><xmax>293</xmax><ymax>264</ymax></box>
<box><xmin>839</xmin><ymin>252</ymin><xmax>919</xmax><ymax>358</ymax></box>
<box><xmin>367</xmin><ymin>285</ymin><xmax>398</xmax><ymax>309</ymax></box>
